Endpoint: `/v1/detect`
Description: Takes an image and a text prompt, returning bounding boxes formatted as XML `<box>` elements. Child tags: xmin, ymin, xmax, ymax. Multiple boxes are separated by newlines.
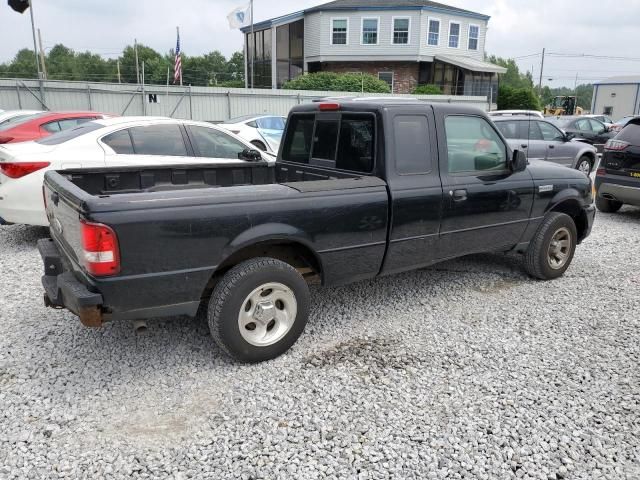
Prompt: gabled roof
<box><xmin>305</xmin><ymin>0</ymin><xmax>488</xmax><ymax>19</ymax></box>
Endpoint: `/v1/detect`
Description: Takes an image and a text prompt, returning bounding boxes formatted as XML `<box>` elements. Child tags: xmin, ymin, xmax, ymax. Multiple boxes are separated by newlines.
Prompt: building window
<box><xmin>468</xmin><ymin>24</ymin><xmax>479</xmax><ymax>50</ymax></box>
<box><xmin>276</xmin><ymin>20</ymin><xmax>304</xmax><ymax>88</ymax></box>
<box><xmin>362</xmin><ymin>18</ymin><xmax>379</xmax><ymax>45</ymax></box>
<box><xmin>603</xmin><ymin>106</ymin><xmax>613</xmax><ymax>116</ymax></box>
<box><xmin>427</xmin><ymin>18</ymin><xmax>440</xmax><ymax>46</ymax></box>
<box><xmin>246</xmin><ymin>28</ymin><xmax>272</xmax><ymax>88</ymax></box>
<box><xmin>378</xmin><ymin>72</ymin><xmax>394</xmax><ymax>92</ymax></box>
<box><xmin>392</xmin><ymin>17</ymin><xmax>410</xmax><ymax>44</ymax></box>
<box><xmin>448</xmin><ymin>22</ymin><xmax>460</xmax><ymax>48</ymax></box>
<box><xmin>331</xmin><ymin>18</ymin><xmax>348</xmax><ymax>45</ymax></box>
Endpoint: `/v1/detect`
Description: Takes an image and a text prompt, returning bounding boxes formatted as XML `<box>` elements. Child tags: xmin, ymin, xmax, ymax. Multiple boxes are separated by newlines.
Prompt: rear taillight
<box><xmin>0</xmin><ymin>136</ymin><xmax>14</xmax><ymax>144</ymax></box>
<box><xmin>80</xmin><ymin>221</ymin><xmax>120</xmax><ymax>276</ymax></box>
<box><xmin>596</xmin><ymin>168</ymin><xmax>606</xmax><ymax>176</ymax></box>
<box><xmin>604</xmin><ymin>139</ymin><xmax>630</xmax><ymax>151</ymax></box>
<box><xmin>0</xmin><ymin>162</ymin><xmax>50</xmax><ymax>179</ymax></box>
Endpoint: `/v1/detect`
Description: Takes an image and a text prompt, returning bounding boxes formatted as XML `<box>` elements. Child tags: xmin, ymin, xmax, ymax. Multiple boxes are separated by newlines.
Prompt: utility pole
<box><xmin>117</xmin><ymin>59</ymin><xmax>121</xmax><ymax>83</ymax></box>
<box><xmin>28</xmin><ymin>0</ymin><xmax>45</xmax><ymax>105</ymax></box>
<box><xmin>134</xmin><ymin>38</ymin><xmax>140</xmax><ymax>84</ymax></box>
<box><xmin>250</xmin><ymin>0</ymin><xmax>254</xmax><ymax>89</ymax></box>
<box><xmin>537</xmin><ymin>47</ymin><xmax>545</xmax><ymax>97</ymax></box>
<box><xmin>574</xmin><ymin>72</ymin><xmax>579</xmax><ymax>93</ymax></box>
<box><xmin>37</xmin><ymin>28</ymin><xmax>47</xmax><ymax>79</ymax></box>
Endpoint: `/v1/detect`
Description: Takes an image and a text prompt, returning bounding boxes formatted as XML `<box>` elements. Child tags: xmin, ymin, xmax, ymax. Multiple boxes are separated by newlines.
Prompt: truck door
<box><xmin>437</xmin><ymin>114</ymin><xmax>534</xmax><ymax>258</ymax></box>
<box><xmin>381</xmin><ymin>109</ymin><xmax>443</xmax><ymax>275</ymax></box>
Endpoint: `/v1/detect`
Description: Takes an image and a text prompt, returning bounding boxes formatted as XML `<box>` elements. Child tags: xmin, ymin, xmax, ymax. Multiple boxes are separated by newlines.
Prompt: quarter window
<box><xmin>189</xmin><ymin>126</ymin><xmax>248</xmax><ymax>159</ymax></box>
<box><xmin>393</xmin><ymin>18</ymin><xmax>410</xmax><ymax>44</ymax></box>
<box><xmin>332</xmin><ymin>19</ymin><xmax>348</xmax><ymax>45</ymax></box>
<box><xmin>445</xmin><ymin>116</ymin><xmax>507</xmax><ymax>174</ymax></box>
<box><xmin>468</xmin><ymin>25</ymin><xmax>479</xmax><ymax>50</ymax></box>
<box><xmin>427</xmin><ymin>19</ymin><xmax>440</xmax><ymax>46</ymax></box>
<box><xmin>362</xmin><ymin>18</ymin><xmax>379</xmax><ymax>45</ymax></box>
<box><xmin>448</xmin><ymin>22</ymin><xmax>460</xmax><ymax>48</ymax></box>
<box><xmin>129</xmin><ymin>124</ymin><xmax>188</xmax><ymax>156</ymax></box>
<box><xmin>102</xmin><ymin>129</ymin><xmax>134</xmax><ymax>154</ymax></box>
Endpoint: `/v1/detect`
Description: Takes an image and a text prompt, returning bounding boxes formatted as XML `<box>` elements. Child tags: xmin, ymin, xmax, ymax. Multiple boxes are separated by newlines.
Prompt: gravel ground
<box><xmin>1</xmin><ymin>208</ymin><xmax>639</xmax><ymax>480</ymax></box>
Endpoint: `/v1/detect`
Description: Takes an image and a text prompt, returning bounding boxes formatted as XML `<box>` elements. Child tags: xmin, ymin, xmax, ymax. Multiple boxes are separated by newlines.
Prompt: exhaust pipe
<box><xmin>132</xmin><ymin>319</ymin><xmax>148</xmax><ymax>334</ymax></box>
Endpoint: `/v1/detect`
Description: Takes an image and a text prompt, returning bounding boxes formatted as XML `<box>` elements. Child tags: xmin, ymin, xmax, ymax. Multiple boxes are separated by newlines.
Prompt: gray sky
<box><xmin>2</xmin><ymin>0</ymin><xmax>639</xmax><ymax>88</ymax></box>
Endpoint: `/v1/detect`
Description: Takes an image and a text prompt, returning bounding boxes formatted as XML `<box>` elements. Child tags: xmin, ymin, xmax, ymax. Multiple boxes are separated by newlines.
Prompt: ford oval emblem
<box><xmin>52</xmin><ymin>218</ymin><xmax>63</xmax><ymax>235</ymax></box>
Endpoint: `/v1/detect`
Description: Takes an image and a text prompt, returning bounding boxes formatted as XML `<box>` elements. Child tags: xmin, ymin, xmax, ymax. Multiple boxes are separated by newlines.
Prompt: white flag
<box><xmin>227</xmin><ymin>3</ymin><xmax>252</xmax><ymax>29</ymax></box>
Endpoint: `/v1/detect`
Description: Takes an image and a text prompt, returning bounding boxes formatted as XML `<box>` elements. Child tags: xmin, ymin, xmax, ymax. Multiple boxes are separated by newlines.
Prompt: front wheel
<box><xmin>207</xmin><ymin>257</ymin><xmax>310</xmax><ymax>362</ymax></box>
<box><xmin>524</xmin><ymin>212</ymin><xmax>577</xmax><ymax>280</ymax></box>
<box><xmin>576</xmin><ymin>156</ymin><xmax>593</xmax><ymax>175</ymax></box>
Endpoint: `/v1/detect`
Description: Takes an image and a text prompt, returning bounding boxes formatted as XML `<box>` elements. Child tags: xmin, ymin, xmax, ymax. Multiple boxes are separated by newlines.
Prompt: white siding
<box><xmin>592</xmin><ymin>84</ymin><xmax>639</xmax><ymax>118</ymax></box>
<box><xmin>305</xmin><ymin>10</ymin><xmax>488</xmax><ymax>61</ymax></box>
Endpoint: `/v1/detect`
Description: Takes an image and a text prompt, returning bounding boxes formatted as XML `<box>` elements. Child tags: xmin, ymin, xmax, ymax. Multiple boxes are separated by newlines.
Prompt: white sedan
<box><xmin>0</xmin><ymin>117</ymin><xmax>271</xmax><ymax>226</ymax></box>
<box><xmin>218</xmin><ymin>114</ymin><xmax>286</xmax><ymax>154</ymax></box>
<box><xmin>0</xmin><ymin>109</ymin><xmax>43</xmax><ymax>128</ymax></box>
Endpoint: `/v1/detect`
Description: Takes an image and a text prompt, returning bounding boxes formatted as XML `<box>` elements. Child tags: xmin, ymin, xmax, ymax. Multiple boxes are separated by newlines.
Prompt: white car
<box><xmin>218</xmin><ymin>114</ymin><xmax>286</xmax><ymax>154</ymax></box>
<box><xmin>488</xmin><ymin>110</ymin><xmax>544</xmax><ymax>119</ymax></box>
<box><xmin>0</xmin><ymin>110</ymin><xmax>43</xmax><ymax>128</ymax></box>
<box><xmin>0</xmin><ymin>117</ymin><xmax>271</xmax><ymax>226</ymax></box>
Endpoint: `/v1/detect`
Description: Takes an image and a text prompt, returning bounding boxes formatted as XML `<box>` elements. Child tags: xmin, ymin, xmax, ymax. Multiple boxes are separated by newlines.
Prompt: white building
<box><xmin>242</xmin><ymin>0</ymin><xmax>506</xmax><ymax>98</ymax></box>
<box><xmin>591</xmin><ymin>76</ymin><xmax>640</xmax><ymax>119</ymax></box>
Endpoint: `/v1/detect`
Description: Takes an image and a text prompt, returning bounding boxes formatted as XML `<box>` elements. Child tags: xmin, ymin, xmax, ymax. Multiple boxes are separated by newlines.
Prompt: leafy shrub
<box><xmin>282</xmin><ymin>72</ymin><xmax>390</xmax><ymax>93</ymax></box>
<box><xmin>413</xmin><ymin>84</ymin><xmax>442</xmax><ymax>95</ymax></box>
<box><xmin>497</xmin><ymin>85</ymin><xmax>541</xmax><ymax>110</ymax></box>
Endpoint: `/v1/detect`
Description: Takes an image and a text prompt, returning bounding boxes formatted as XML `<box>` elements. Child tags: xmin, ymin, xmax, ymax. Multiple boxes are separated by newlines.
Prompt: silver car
<box><xmin>493</xmin><ymin>116</ymin><xmax>598</xmax><ymax>174</ymax></box>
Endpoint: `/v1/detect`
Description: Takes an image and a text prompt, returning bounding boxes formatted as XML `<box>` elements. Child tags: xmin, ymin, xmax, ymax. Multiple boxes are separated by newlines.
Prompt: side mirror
<box><xmin>238</xmin><ymin>148</ymin><xmax>262</xmax><ymax>162</ymax></box>
<box><xmin>511</xmin><ymin>149</ymin><xmax>527</xmax><ymax>172</ymax></box>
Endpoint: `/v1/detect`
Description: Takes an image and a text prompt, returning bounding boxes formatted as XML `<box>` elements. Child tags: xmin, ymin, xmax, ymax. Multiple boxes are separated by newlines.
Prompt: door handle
<box><xmin>548</xmin><ymin>145</ymin><xmax>555</xmax><ymax>149</ymax></box>
<box><xmin>449</xmin><ymin>189</ymin><xmax>468</xmax><ymax>202</ymax></box>
<box><xmin>520</xmin><ymin>144</ymin><xmax>528</xmax><ymax>149</ymax></box>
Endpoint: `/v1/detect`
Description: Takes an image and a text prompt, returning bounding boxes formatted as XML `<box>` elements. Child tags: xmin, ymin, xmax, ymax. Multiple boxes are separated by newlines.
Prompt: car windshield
<box><xmin>35</xmin><ymin>122</ymin><xmax>103</xmax><ymax>145</ymax></box>
<box><xmin>547</xmin><ymin>117</ymin><xmax>573</xmax><ymax>128</ymax></box>
<box><xmin>226</xmin><ymin>114</ymin><xmax>260</xmax><ymax>124</ymax></box>
<box><xmin>0</xmin><ymin>112</ymin><xmax>48</xmax><ymax>131</ymax></box>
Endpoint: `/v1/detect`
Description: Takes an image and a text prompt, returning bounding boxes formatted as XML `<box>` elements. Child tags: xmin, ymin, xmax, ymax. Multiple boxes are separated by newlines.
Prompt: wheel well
<box><xmin>200</xmin><ymin>241</ymin><xmax>323</xmax><ymax>302</ymax></box>
<box><xmin>550</xmin><ymin>200</ymin><xmax>588</xmax><ymax>242</ymax></box>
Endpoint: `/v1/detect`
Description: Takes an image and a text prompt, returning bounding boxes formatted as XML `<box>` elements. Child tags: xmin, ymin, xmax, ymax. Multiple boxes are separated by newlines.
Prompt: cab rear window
<box><xmin>281</xmin><ymin>113</ymin><xmax>375</xmax><ymax>173</ymax></box>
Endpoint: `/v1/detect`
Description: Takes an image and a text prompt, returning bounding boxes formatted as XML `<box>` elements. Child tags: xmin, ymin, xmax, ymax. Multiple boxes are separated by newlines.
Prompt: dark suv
<box><xmin>595</xmin><ymin>118</ymin><xmax>640</xmax><ymax>212</ymax></box>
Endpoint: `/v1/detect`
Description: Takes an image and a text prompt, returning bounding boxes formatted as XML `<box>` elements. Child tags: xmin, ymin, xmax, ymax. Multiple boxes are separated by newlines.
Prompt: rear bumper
<box><xmin>582</xmin><ymin>204</ymin><xmax>596</xmax><ymax>242</ymax></box>
<box><xmin>595</xmin><ymin>175</ymin><xmax>640</xmax><ymax>206</ymax></box>
<box><xmin>38</xmin><ymin>238</ymin><xmax>104</xmax><ymax>327</ymax></box>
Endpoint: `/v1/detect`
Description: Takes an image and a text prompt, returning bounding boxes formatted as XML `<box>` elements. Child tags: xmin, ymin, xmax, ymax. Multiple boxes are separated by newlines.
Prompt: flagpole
<box><xmin>177</xmin><ymin>26</ymin><xmax>183</xmax><ymax>86</ymax></box>
<box><xmin>250</xmin><ymin>0</ymin><xmax>254</xmax><ymax>89</ymax></box>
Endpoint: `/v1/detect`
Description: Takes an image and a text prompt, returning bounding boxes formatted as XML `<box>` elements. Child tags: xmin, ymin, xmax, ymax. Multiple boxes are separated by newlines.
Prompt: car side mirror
<box><xmin>511</xmin><ymin>149</ymin><xmax>527</xmax><ymax>172</ymax></box>
<box><xmin>239</xmin><ymin>148</ymin><xmax>262</xmax><ymax>161</ymax></box>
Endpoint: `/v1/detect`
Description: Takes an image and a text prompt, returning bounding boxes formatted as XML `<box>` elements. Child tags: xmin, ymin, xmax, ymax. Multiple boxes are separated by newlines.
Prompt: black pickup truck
<box><xmin>39</xmin><ymin>100</ymin><xmax>595</xmax><ymax>362</ymax></box>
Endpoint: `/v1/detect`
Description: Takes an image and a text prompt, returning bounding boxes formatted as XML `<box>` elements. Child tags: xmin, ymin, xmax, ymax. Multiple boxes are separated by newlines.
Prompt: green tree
<box><xmin>497</xmin><ymin>85</ymin><xmax>541</xmax><ymax>110</ymax></box>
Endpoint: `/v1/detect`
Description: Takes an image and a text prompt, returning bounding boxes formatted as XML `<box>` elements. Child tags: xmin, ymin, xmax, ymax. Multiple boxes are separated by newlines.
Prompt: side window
<box><xmin>494</xmin><ymin>121</ymin><xmax>518</xmax><ymax>139</ymax></box>
<box><xmin>527</xmin><ymin>121</ymin><xmax>544</xmax><ymax>141</ymax></box>
<box><xmin>129</xmin><ymin>124</ymin><xmax>188</xmax><ymax>156</ymax></box>
<box><xmin>336</xmin><ymin>115</ymin><xmax>374</xmax><ymax>173</ymax></box>
<box><xmin>575</xmin><ymin>119</ymin><xmax>590</xmax><ymax>131</ymax></box>
<box><xmin>538</xmin><ymin>121</ymin><xmax>563</xmax><ymax>141</ymax></box>
<box><xmin>189</xmin><ymin>126</ymin><xmax>248</xmax><ymax>159</ymax></box>
<box><xmin>589</xmin><ymin>119</ymin><xmax>605</xmax><ymax>132</ymax></box>
<box><xmin>102</xmin><ymin>129</ymin><xmax>134</xmax><ymax>154</ymax></box>
<box><xmin>445</xmin><ymin>116</ymin><xmax>507</xmax><ymax>174</ymax></box>
<box><xmin>256</xmin><ymin>116</ymin><xmax>285</xmax><ymax>130</ymax></box>
<box><xmin>58</xmin><ymin>118</ymin><xmax>91</xmax><ymax>131</ymax></box>
<box><xmin>394</xmin><ymin>115</ymin><xmax>430</xmax><ymax>175</ymax></box>
<box><xmin>42</xmin><ymin>121</ymin><xmax>61</xmax><ymax>133</ymax></box>
<box><xmin>281</xmin><ymin>115</ymin><xmax>314</xmax><ymax>163</ymax></box>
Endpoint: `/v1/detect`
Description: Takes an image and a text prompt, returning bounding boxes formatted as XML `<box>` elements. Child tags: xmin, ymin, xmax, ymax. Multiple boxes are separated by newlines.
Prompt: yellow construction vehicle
<box><xmin>544</xmin><ymin>96</ymin><xmax>584</xmax><ymax>116</ymax></box>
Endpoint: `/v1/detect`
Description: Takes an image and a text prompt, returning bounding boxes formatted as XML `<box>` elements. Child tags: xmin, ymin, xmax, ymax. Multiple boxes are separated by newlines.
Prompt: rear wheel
<box><xmin>524</xmin><ymin>212</ymin><xmax>577</xmax><ymax>280</ymax></box>
<box><xmin>595</xmin><ymin>196</ymin><xmax>623</xmax><ymax>213</ymax></box>
<box><xmin>250</xmin><ymin>140</ymin><xmax>267</xmax><ymax>152</ymax></box>
<box><xmin>207</xmin><ymin>257</ymin><xmax>310</xmax><ymax>362</ymax></box>
<box><xmin>576</xmin><ymin>156</ymin><xmax>593</xmax><ymax>175</ymax></box>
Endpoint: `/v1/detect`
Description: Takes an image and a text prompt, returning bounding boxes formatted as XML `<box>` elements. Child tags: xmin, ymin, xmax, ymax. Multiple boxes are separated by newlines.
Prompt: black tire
<box><xmin>595</xmin><ymin>196</ymin><xmax>622</xmax><ymax>213</ymax></box>
<box><xmin>207</xmin><ymin>257</ymin><xmax>310</xmax><ymax>363</ymax></box>
<box><xmin>250</xmin><ymin>140</ymin><xmax>267</xmax><ymax>151</ymax></box>
<box><xmin>524</xmin><ymin>212</ymin><xmax>577</xmax><ymax>280</ymax></box>
<box><xmin>576</xmin><ymin>156</ymin><xmax>593</xmax><ymax>175</ymax></box>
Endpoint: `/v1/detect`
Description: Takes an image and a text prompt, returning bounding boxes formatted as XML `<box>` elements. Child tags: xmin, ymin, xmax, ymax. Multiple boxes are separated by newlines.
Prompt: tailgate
<box><xmin>43</xmin><ymin>171</ymin><xmax>89</xmax><ymax>271</ymax></box>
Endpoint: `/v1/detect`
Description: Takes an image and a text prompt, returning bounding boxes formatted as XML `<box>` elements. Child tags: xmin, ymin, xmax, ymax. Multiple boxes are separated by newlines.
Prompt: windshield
<box><xmin>0</xmin><ymin>113</ymin><xmax>39</xmax><ymax>128</ymax></box>
<box><xmin>35</xmin><ymin>122</ymin><xmax>103</xmax><ymax>145</ymax></box>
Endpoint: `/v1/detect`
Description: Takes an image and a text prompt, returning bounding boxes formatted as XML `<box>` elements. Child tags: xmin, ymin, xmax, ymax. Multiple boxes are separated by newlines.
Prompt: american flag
<box><xmin>174</xmin><ymin>28</ymin><xmax>182</xmax><ymax>85</ymax></box>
